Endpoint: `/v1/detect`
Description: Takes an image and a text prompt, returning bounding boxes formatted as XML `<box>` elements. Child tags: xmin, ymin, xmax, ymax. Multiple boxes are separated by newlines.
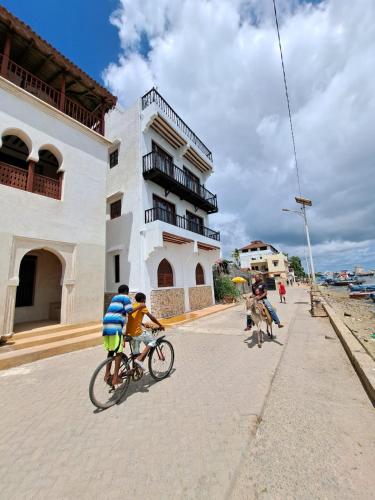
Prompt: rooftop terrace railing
<box><xmin>0</xmin><ymin>54</ymin><xmax>104</xmax><ymax>135</ymax></box>
<box><xmin>141</xmin><ymin>88</ymin><xmax>213</xmax><ymax>161</ymax></box>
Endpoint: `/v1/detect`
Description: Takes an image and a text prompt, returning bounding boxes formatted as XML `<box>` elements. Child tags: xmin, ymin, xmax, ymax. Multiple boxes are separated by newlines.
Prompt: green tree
<box><xmin>289</xmin><ymin>256</ymin><xmax>306</xmax><ymax>278</ymax></box>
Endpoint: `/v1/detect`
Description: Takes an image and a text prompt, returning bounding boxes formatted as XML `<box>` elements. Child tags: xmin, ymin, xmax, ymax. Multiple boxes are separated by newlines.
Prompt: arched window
<box><xmin>196</xmin><ymin>263</ymin><xmax>205</xmax><ymax>285</ymax></box>
<box><xmin>0</xmin><ymin>135</ymin><xmax>29</xmax><ymax>169</ymax></box>
<box><xmin>36</xmin><ymin>150</ymin><xmax>60</xmax><ymax>179</ymax></box>
<box><xmin>157</xmin><ymin>259</ymin><xmax>174</xmax><ymax>287</ymax></box>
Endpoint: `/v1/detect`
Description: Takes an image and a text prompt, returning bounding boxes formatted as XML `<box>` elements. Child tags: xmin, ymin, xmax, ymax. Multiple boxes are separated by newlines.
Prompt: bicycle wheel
<box><xmin>89</xmin><ymin>354</ymin><xmax>130</xmax><ymax>409</ymax></box>
<box><xmin>148</xmin><ymin>340</ymin><xmax>174</xmax><ymax>380</ymax></box>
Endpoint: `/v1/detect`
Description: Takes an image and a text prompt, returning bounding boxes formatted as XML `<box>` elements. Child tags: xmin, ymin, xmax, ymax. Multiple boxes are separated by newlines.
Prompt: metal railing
<box><xmin>145</xmin><ymin>207</ymin><xmax>220</xmax><ymax>241</ymax></box>
<box><xmin>143</xmin><ymin>151</ymin><xmax>217</xmax><ymax>209</ymax></box>
<box><xmin>141</xmin><ymin>88</ymin><xmax>213</xmax><ymax>161</ymax></box>
<box><xmin>1</xmin><ymin>54</ymin><xmax>104</xmax><ymax>135</ymax></box>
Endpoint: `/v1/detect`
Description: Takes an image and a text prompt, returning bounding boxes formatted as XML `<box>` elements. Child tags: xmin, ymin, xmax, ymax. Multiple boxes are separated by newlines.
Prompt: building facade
<box><xmin>106</xmin><ymin>88</ymin><xmax>221</xmax><ymax>317</ymax></box>
<box><xmin>0</xmin><ymin>7</ymin><xmax>116</xmax><ymax>338</ymax></box>
<box><xmin>239</xmin><ymin>240</ymin><xmax>289</xmax><ymax>280</ymax></box>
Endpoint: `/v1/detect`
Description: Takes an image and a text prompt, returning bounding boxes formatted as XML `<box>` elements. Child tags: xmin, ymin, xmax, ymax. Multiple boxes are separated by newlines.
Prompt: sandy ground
<box><xmin>320</xmin><ymin>287</ymin><xmax>375</xmax><ymax>360</ymax></box>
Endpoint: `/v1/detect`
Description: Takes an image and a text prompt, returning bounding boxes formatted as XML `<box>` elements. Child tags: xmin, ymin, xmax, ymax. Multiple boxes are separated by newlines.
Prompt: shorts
<box><xmin>103</xmin><ymin>334</ymin><xmax>123</xmax><ymax>354</ymax></box>
<box><xmin>130</xmin><ymin>331</ymin><xmax>157</xmax><ymax>355</ymax></box>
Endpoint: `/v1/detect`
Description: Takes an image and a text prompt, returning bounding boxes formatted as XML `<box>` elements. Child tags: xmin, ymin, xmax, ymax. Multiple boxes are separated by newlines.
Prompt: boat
<box><xmin>349</xmin><ymin>291</ymin><xmax>375</xmax><ymax>299</ymax></box>
<box><xmin>332</xmin><ymin>279</ymin><xmax>359</xmax><ymax>286</ymax></box>
<box><xmin>348</xmin><ymin>284</ymin><xmax>375</xmax><ymax>292</ymax></box>
<box><xmin>371</xmin><ymin>293</ymin><xmax>375</xmax><ymax>303</ymax></box>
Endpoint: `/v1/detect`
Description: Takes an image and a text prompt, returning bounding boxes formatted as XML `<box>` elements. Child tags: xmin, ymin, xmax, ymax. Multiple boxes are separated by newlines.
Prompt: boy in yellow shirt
<box><xmin>126</xmin><ymin>292</ymin><xmax>164</xmax><ymax>370</ymax></box>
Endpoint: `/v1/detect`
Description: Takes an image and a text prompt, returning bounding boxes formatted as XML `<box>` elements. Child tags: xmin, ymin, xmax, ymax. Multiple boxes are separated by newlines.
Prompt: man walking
<box><xmin>252</xmin><ymin>274</ymin><xmax>284</xmax><ymax>328</ymax></box>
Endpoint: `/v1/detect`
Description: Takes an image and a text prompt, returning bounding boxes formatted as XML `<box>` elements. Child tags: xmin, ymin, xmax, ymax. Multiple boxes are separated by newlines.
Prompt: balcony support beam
<box><xmin>26</xmin><ymin>160</ymin><xmax>35</xmax><ymax>192</ymax></box>
<box><xmin>1</xmin><ymin>33</ymin><xmax>12</xmax><ymax>77</ymax></box>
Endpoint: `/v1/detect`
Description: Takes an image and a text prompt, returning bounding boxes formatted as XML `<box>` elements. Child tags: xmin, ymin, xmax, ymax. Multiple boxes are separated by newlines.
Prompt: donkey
<box><xmin>248</xmin><ymin>297</ymin><xmax>273</xmax><ymax>348</ymax></box>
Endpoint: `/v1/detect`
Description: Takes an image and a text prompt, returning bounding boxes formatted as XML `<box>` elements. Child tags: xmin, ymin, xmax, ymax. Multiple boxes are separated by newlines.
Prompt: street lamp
<box><xmin>282</xmin><ymin>197</ymin><xmax>316</xmax><ymax>283</ymax></box>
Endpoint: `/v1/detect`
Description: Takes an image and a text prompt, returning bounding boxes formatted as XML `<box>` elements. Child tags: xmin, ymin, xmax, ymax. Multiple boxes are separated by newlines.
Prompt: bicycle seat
<box><xmin>124</xmin><ymin>335</ymin><xmax>133</xmax><ymax>342</ymax></box>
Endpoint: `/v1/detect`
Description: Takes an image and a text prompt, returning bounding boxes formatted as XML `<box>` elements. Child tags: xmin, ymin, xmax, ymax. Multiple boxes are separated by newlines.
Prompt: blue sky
<box><xmin>2</xmin><ymin>0</ymin><xmax>374</xmax><ymax>271</ymax></box>
<box><xmin>1</xmin><ymin>0</ymin><xmax>120</xmax><ymax>84</ymax></box>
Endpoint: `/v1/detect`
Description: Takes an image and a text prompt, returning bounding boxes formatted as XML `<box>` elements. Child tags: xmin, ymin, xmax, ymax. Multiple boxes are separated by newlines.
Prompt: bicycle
<box><xmin>89</xmin><ymin>327</ymin><xmax>174</xmax><ymax>410</ymax></box>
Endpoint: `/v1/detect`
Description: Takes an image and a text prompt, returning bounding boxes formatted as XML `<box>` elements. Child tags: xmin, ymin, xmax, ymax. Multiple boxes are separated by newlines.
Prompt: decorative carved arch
<box><xmin>195</xmin><ymin>263</ymin><xmax>205</xmax><ymax>285</ymax></box>
<box><xmin>157</xmin><ymin>258</ymin><xmax>174</xmax><ymax>288</ymax></box>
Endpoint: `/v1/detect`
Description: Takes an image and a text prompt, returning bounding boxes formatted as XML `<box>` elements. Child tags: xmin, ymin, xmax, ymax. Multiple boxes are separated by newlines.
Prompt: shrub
<box><xmin>214</xmin><ymin>275</ymin><xmax>241</xmax><ymax>302</ymax></box>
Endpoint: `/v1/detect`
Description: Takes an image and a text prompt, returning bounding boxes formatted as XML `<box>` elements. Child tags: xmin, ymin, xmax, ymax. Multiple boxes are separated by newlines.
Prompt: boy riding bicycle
<box><xmin>126</xmin><ymin>292</ymin><xmax>165</xmax><ymax>371</ymax></box>
<box><xmin>102</xmin><ymin>284</ymin><xmax>145</xmax><ymax>386</ymax></box>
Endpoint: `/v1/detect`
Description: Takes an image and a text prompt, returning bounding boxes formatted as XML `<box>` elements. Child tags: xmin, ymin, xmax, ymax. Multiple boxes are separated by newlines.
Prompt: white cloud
<box><xmin>104</xmin><ymin>0</ymin><xmax>375</xmax><ymax>271</ymax></box>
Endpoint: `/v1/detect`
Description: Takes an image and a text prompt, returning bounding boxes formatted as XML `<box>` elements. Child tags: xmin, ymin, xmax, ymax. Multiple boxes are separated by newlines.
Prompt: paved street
<box><xmin>0</xmin><ymin>287</ymin><xmax>374</xmax><ymax>499</ymax></box>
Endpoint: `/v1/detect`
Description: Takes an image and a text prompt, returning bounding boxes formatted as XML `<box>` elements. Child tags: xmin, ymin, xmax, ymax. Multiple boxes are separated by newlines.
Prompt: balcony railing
<box><xmin>142</xmin><ymin>151</ymin><xmax>218</xmax><ymax>213</ymax></box>
<box><xmin>141</xmin><ymin>88</ymin><xmax>213</xmax><ymax>161</ymax></box>
<box><xmin>0</xmin><ymin>161</ymin><xmax>61</xmax><ymax>200</ymax></box>
<box><xmin>0</xmin><ymin>54</ymin><xmax>104</xmax><ymax>135</ymax></box>
<box><xmin>145</xmin><ymin>207</ymin><xmax>220</xmax><ymax>241</ymax></box>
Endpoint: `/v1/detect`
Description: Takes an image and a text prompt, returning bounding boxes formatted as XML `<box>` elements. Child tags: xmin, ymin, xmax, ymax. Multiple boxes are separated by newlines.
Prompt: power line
<box><xmin>272</xmin><ymin>0</ymin><xmax>302</xmax><ymax>197</ymax></box>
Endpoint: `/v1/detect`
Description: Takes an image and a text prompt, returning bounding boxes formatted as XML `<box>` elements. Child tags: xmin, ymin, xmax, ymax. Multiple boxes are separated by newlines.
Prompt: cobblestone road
<box><xmin>0</xmin><ymin>287</ymin><xmax>374</xmax><ymax>499</ymax></box>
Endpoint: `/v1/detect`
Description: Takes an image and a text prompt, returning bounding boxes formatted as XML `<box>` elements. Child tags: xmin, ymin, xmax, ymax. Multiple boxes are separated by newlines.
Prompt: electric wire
<box><xmin>272</xmin><ymin>0</ymin><xmax>302</xmax><ymax>197</ymax></box>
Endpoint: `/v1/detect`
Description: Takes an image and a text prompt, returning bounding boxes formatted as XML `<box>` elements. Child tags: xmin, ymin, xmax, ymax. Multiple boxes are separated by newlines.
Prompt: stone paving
<box><xmin>0</xmin><ymin>287</ymin><xmax>374</xmax><ymax>499</ymax></box>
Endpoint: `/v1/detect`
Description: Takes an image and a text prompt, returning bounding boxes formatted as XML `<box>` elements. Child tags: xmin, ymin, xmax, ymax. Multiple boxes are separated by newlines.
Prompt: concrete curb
<box><xmin>322</xmin><ymin>299</ymin><xmax>375</xmax><ymax>406</ymax></box>
<box><xmin>161</xmin><ymin>301</ymin><xmax>239</xmax><ymax>327</ymax></box>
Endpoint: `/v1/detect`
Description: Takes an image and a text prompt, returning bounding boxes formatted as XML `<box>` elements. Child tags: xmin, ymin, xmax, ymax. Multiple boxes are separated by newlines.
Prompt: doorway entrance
<box><xmin>14</xmin><ymin>249</ymin><xmax>62</xmax><ymax>327</ymax></box>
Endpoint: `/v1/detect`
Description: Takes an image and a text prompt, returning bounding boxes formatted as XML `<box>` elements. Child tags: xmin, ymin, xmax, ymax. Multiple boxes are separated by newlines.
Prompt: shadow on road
<box><xmin>92</xmin><ymin>369</ymin><xmax>177</xmax><ymax>414</ymax></box>
<box><xmin>117</xmin><ymin>368</ymin><xmax>177</xmax><ymax>406</ymax></box>
<box><xmin>244</xmin><ymin>331</ymin><xmax>283</xmax><ymax>349</ymax></box>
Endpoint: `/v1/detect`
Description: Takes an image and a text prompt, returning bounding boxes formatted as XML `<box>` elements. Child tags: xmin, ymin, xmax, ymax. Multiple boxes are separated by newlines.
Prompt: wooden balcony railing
<box><xmin>0</xmin><ymin>54</ymin><xmax>104</xmax><ymax>135</ymax></box>
<box><xmin>0</xmin><ymin>161</ymin><xmax>28</xmax><ymax>190</ymax></box>
<box><xmin>0</xmin><ymin>161</ymin><xmax>61</xmax><ymax>200</ymax></box>
<box><xmin>145</xmin><ymin>207</ymin><xmax>220</xmax><ymax>241</ymax></box>
<box><xmin>33</xmin><ymin>173</ymin><xmax>61</xmax><ymax>199</ymax></box>
<box><xmin>143</xmin><ymin>151</ymin><xmax>218</xmax><ymax>213</ymax></box>
<box><xmin>142</xmin><ymin>88</ymin><xmax>213</xmax><ymax>161</ymax></box>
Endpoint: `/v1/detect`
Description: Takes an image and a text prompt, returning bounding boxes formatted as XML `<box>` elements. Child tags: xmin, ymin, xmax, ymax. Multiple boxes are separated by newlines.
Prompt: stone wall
<box><xmin>150</xmin><ymin>288</ymin><xmax>185</xmax><ymax>318</ymax></box>
<box><xmin>189</xmin><ymin>285</ymin><xmax>213</xmax><ymax>311</ymax></box>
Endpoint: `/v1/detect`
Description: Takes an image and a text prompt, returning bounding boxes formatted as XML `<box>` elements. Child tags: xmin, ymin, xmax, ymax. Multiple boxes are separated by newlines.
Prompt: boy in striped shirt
<box><xmin>102</xmin><ymin>284</ymin><xmax>145</xmax><ymax>385</ymax></box>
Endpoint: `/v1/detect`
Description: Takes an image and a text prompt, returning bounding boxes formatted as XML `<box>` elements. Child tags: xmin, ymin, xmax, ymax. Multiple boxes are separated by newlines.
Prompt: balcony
<box><xmin>145</xmin><ymin>207</ymin><xmax>220</xmax><ymax>241</ymax></box>
<box><xmin>0</xmin><ymin>161</ymin><xmax>61</xmax><ymax>199</ymax></box>
<box><xmin>0</xmin><ymin>54</ymin><xmax>105</xmax><ymax>134</ymax></box>
<box><xmin>142</xmin><ymin>88</ymin><xmax>213</xmax><ymax>162</ymax></box>
<box><xmin>143</xmin><ymin>152</ymin><xmax>218</xmax><ymax>213</ymax></box>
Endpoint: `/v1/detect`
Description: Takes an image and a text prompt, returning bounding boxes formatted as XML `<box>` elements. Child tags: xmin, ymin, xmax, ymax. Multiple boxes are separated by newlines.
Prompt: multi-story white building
<box><xmin>239</xmin><ymin>240</ymin><xmax>289</xmax><ymax>280</ymax></box>
<box><xmin>0</xmin><ymin>7</ymin><xmax>116</xmax><ymax>338</ymax></box>
<box><xmin>106</xmin><ymin>88</ymin><xmax>221</xmax><ymax>317</ymax></box>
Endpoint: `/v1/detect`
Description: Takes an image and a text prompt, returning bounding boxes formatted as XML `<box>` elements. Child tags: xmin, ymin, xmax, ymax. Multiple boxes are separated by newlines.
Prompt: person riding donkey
<box><xmin>252</xmin><ymin>274</ymin><xmax>284</xmax><ymax>329</ymax></box>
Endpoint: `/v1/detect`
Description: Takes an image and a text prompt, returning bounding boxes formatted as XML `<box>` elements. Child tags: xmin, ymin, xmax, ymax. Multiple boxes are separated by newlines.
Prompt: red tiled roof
<box><xmin>239</xmin><ymin>240</ymin><xmax>279</xmax><ymax>253</ymax></box>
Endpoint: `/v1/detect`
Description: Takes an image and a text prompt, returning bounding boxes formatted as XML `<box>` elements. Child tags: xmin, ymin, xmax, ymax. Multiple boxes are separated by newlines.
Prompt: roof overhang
<box><xmin>163</xmin><ymin>232</ymin><xmax>193</xmax><ymax>245</ymax></box>
<box><xmin>183</xmin><ymin>145</ymin><xmax>212</xmax><ymax>173</ymax></box>
<box><xmin>150</xmin><ymin>113</ymin><xmax>187</xmax><ymax>150</ymax></box>
<box><xmin>197</xmin><ymin>242</ymin><xmax>220</xmax><ymax>251</ymax></box>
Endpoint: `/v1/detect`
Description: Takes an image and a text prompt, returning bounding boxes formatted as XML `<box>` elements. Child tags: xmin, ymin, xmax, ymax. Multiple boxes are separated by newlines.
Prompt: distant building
<box><xmin>239</xmin><ymin>240</ymin><xmax>289</xmax><ymax>280</ymax></box>
<box><xmin>105</xmin><ymin>88</ymin><xmax>221</xmax><ymax>317</ymax></box>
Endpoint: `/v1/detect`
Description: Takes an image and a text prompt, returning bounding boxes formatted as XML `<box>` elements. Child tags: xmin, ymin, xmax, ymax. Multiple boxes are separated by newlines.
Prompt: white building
<box><xmin>106</xmin><ymin>88</ymin><xmax>221</xmax><ymax>317</ymax></box>
<box><xmin>0</xmin><ymin>7</ymin><xmax>116</xmax><ymax>339</ymax></box>
<box><xmin>239</xmin><ymin>240</ymin><xmax>289</xmax><ymax>280</ymax></box>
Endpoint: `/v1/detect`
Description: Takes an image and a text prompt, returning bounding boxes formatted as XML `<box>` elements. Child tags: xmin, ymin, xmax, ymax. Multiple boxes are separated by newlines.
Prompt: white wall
<box><xmin>105</xmin><ymin>96</ymin><xmax>221</xmax><ymax>312</ymax></box>
<box><xmin>0</xmin><ymin>79</ymin><xmax>111</xmax><ymax>335</ymax></box>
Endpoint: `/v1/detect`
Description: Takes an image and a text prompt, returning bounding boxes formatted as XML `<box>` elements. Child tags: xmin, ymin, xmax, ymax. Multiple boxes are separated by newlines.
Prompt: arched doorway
<box><xmin>157</xmin><ymin>259</ymin><xmax>174</xmax><ymax>288</ymax></box>
<box><xmin>14</xmin><ymin>249</ymin><xmax>62</xmax><ymax>327</ymax></box>
<box><xmin>195</xmin><ymin>263</ymin><xmax>205</xmax><ymax>285</ymax></box>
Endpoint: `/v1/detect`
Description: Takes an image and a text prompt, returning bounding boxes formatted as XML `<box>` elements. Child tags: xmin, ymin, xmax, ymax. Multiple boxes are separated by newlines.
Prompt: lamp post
<box><xmin>282</xmin><ymin>197</ymin><xmax>316</xmax><ymax>283</ymax></box>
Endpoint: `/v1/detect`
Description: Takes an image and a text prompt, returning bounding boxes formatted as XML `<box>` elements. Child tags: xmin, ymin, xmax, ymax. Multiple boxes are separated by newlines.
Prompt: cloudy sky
<box><xmin>102</xmin><ymin>0</ymin><xmax>375</xmax><ymax>272</ymax></box>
